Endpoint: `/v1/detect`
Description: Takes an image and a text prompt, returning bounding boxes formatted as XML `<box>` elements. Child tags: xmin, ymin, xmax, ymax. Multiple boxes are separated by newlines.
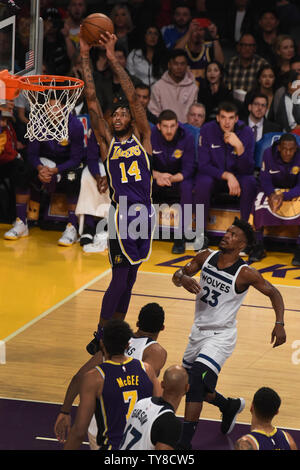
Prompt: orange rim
<box><xmin>18</xmin><ymin>74</ymin><xmax>84</xmax><ymax>91</ymax></box>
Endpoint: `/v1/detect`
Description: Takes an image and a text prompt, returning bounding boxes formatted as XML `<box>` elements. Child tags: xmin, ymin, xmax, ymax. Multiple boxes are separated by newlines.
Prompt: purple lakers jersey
<box><xmin>105</xmin><ymin>134</ymin><xmax>152</xmax><ymax>206</ymax></box>
<box><xmin>246</xmin><ymin>428</ymin><xmax>291</xmax><ymax>450</ymax></box>
<box><xmin>94</xmin><ymin>357</ymin><xmax>153</xmax><ymax>449</ymax></box>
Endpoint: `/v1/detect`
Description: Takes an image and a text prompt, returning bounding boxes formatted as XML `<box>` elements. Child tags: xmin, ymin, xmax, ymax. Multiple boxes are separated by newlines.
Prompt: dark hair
<box><xmin>173</xmin><ymin>1</ymin><xmax>191</xmax><ymax>13</ymax></box>
<box><xmin>253</xmin><ymin>387</ymin><xmax>281</xmax><ymax>420</ymax></box>
<box><xmin>232</xmin><ymin>217</ymin><xmax>255</xmax><ymax>249</ymax></box>
<box><xmin>158</xmin><ymin>109</ymin><xmax>178</xmax><ymax>123</ymax></box>
<box><xmin>115</xmin><ymin>41</ymin><xmax>127</xmax><ymax>58</ymax></box>
<box><xmin>248</xmin><ymin>92</ymin><xmax>268</xmax><ymax>105</ymax></box>
<box><xmin>134</xmin><ymin>24</ymin><xmax>168</xmax><ymax>80</ymax></box>
<box><xmin>135</xmin><ymin>83</ymin><xmax>151</xmax><ymax>94</ymax></box>
<box><xmin>168</xmin><ymin>48</ymin><xmax>188</xmax><ymax>63</ymax></box>
<box><xmin>258</xmin><ymin>9</ymin><xmax>280</xmax><ymax>21</ymax></box>
<box><xmin>138</xmin><ymin>303</ymin><xmax>165</xmax><ymax>333</ymax></box>
<box><xmin>291</xmin><ymin>55</ymin><xmax>300</xmax><ymax>65</ymax></box>
<box><xmin>217</xmin><ymin>101</ymin><xmax>238</xmax><ymax>115</ymax></box>
<box><xmin>204</xmin><ymin>60</ymin><xmax>225</xmax><ymax>83</ymax></box>
<box><xmin>102</xmin><ymin>319</ymin><xmax>133</xmax><ymax>356</ymax></box>
<box><xmin>279</xmin><ymin>133</ymin><xmax>298</xmax><ymax>145</ymax></box>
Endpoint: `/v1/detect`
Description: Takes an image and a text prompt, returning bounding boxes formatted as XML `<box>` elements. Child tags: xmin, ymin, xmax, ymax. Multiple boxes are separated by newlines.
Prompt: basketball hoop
<box><xmin>0</xmin><ymin>70</ymin><xmax>84</xmax><ymax>142</ymax></box>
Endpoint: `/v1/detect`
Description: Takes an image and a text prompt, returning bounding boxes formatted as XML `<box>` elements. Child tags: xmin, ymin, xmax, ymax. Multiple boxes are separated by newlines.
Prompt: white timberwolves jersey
<box><xmin>194</xmin><ymin>250</ymin><xmax>248</xmax><ymax>330</ymax></box>
<box><xmin>119</xmin><ymin>397</ymin><xmax>174</xmax><ymax>450</ymax></box>
<box><xmin>125</xmin><ymin>336</ymin><xmax>157</xmax><ymax>360</ymax></box>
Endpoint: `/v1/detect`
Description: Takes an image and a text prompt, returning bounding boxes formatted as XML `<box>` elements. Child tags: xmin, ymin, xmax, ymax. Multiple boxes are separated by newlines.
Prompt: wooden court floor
<box><xmin>1</xmin><ymin>223</ymin><xmax>300</xmax><ymax>436</ymax></box>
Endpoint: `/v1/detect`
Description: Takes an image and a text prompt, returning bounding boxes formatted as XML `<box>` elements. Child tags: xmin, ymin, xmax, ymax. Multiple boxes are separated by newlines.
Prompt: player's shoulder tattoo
<box><xmin>234</xmin><ymin>436</ymin><xmax>256</xmax><ymax>450</ymax></box>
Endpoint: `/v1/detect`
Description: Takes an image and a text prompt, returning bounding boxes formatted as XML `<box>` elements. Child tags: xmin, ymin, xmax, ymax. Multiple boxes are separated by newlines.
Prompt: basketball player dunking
<box><xmin>80</xmin><ymin>31</ymin><xmax>154</xmax><ymax>355</ymax></box>
<box><xmin>172</xmin><ymin>217</ymin><xmax>286</xmax><ymax>449</ymax></box>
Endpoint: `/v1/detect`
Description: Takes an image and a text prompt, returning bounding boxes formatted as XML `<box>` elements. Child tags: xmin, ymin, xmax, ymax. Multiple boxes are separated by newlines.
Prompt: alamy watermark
<box><xmin>96</xmin><ymin>196</ymin><xmax>205</xmax><ymax>249</ymax></box>
<box><xmin>291</xmin><ymin>340</ymin><xmax>300</xmax><ymax>365</ymax></box>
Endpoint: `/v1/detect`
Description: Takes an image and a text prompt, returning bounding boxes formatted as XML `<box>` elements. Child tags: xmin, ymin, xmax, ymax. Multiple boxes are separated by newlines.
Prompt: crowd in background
<box><xmin>1</xmin><ymin>0</ymin><xmax>300</xmax><ymax>263</ymax></box>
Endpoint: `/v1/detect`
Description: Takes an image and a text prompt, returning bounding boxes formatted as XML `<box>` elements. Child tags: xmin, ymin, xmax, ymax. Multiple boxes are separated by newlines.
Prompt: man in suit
<box><xmin>247</xmin><ymin>93</ymin><xmax>282</xmax><ymax>143</ymax></box>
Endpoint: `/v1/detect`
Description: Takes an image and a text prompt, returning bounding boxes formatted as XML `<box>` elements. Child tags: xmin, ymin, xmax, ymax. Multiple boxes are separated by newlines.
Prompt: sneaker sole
<box><xmin>225</xmin><ymin>398</ymin><xmax>245</xmax><ymax>435</ymax></box>
<box><xmin>4</xmin><ymin>233</ymin><xmax>29</xmax><ymax>240</ymax></box>
<box><xmin>58</xmin><ymin>241</ymin><xmax>76</xmax><ymax>246</ymax></box>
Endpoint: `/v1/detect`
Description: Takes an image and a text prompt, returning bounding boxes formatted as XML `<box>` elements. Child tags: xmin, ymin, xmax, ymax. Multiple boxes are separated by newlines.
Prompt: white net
<box><xmin>20</xmin><ymin>76</ymin><xmax>84</xmax><ymax>142</ymax></box>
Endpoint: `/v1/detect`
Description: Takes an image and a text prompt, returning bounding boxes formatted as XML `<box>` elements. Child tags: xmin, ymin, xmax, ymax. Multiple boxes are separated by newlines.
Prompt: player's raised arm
<box><xmin>99</xmin><ymin>32</ymin><xmax>151</xmax><ymax>149</ymax></box>
<box><xmin>79</xmin><ymin>29</ymin><xmax>111</xmax><ymax>156</ymax></box>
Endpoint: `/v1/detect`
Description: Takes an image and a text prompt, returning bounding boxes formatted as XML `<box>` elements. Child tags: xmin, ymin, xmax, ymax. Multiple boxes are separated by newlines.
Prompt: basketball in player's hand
<box><xmin>81</xmin><ymin>13</ymin><xmax>114</xmax><ymax>46</ymax></box>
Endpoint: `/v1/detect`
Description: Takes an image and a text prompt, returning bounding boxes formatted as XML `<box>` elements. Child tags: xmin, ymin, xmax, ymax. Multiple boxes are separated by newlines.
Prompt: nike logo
<box><xmin>153</xmin><ymin>150</ymin><xmax>163</xmax><ymax>154</ymax></box>
<box><xmin>202</xmin><ymin>371</ymin><xmax>207</xmax><ymax>380</ymax></box>
<box><xmin>211</xmin><ymin>144</ymin><xmax>221</xmax><ymax>148</ymax></box>
<box><xmin>269</xmin><ymin>170</ymin><xmax>280</xmax><ymax>174</ymax></box>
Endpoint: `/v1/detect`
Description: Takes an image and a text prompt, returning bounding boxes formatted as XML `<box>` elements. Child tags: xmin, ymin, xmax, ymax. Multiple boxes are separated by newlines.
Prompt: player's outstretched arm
<box><xmin>99</xmin><ymin>32</ymin><xmax>151</xmax><ymax>143</ymax></box>
<box><xmin>79</xmin><ymin>29</ymin><xmax>111</xmax><ymax>157</ymax></box>
<box><xmin>172</xmin><ymin>249</ymin><xmax>212</xmax><ymax>294</ymax></box>
<box><xmin>237</xmin><ymin>266</ymin><xmax>286</xmax><ymax>348</ymax></box>
<box><xmin>54</xmin><ymin>351</ymin><xmax>103</xmax><ymax>442</ymax></box>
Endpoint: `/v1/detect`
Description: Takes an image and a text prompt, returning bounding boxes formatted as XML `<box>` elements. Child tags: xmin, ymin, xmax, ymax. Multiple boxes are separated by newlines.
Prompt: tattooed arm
<box><xmin>99</xmin><ymin>32</ymin><xmax>152</xmax><ymax>153</ymax></box>
<box><xmin>234</xmin><ymin>436</ymin><xmax>257</xmax><ymax>450</ymax></box>
<box><xmin>79</xmin><ymin>30</ymin><xmax>111</xmax><ymax>160</ymax></box>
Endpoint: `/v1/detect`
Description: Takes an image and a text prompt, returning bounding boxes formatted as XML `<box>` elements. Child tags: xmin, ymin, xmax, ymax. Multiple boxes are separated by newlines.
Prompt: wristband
<box><xmin>60</xmin><ymin>410</ymin><xmax>70</xmax><ymax>415</ymax></box>
<box><xmin>275</xmin><ymin>321</ymin><xmax>284</xmax><ymax>326</ymax></box>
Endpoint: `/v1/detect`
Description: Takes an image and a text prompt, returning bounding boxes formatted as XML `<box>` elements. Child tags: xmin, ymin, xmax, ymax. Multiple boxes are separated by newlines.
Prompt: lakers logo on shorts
<box><xmin>114</xmin><ymin>255</ymin><xmax>123</xmax><ymax>264</ymax></box>
<box><xmin>59</xmin><ymin>139</ymin><xmax>69</xmax><ymax>146</ymax></box>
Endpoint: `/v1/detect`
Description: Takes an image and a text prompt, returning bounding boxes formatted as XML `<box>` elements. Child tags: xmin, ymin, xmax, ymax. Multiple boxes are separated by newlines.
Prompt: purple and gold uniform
<box><xmin>253</xmin><ymin>144</ymin><xmax>300</xmax><ymax>230</ymax></box>
<box><xmin>245</xmin><ymin>428</ymin><xmax>291</xmax><ymax>450</ymax></box>
<box><xmin>105</xmin><ymin>134</ymin><xmax>155</xmax><ymax>266</ymax></box>
<box><xmin>195</xmin><ymin>119</ymin><xmax>257</xmax><ymax>226</ymax></box>
<box><xmin>94</xmin><ymin>357</ymin><xmax>153</xmax><ymax>450</ymax></box>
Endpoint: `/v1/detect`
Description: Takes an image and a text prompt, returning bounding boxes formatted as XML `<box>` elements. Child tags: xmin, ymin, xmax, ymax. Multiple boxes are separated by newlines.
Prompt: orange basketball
<box><xmin>81</xmin><ymin>13</ymin><xmax>114</xmax><ymax>45</ymax></box>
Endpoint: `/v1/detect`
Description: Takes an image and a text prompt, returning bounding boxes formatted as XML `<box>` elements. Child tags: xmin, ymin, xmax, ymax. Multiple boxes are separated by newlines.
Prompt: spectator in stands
<box><xmin>197</xmin><ymin>61</ymin><xmax>233</xmax><ymax>122</ymax></box>
<box><xmin>0</xmin><ymin>110</ymin><xmax>27</xmax><ymax>216</ymax></box>
<box><xmin>148</xmin><ymin>49</ymin><xmax>198</xmax><ymax>123</ymax></box>
<box><xmin>135</xmin><ymin>83</ymin><xmax>158</xmax><ymax>127</ymax></box>
<box><xmin>183</xmin><ymin>102</ymin><xmax>205</xmax><ymax>164</ymax></box>
<box><xmin>273</xmin><ymin>56</ymin><xmax>300</xmax><ymax>117</ymax></box>
<box><xmin>151</xmin><ymin>109</ymin><xmax>196</xmax><ymax>254</ymax></box>
<box><xmin>75</xmin><ymin>129</ymin><xmax>110</xmax><ymax>250</ymax></box>
<box><xmin>174</xmin><ymin>18</ymin><xmax>224</xmax><ymax>81</ymax></box>
<box><xmin>274</xmin><ymin>70</ymin><xmax>300</xmax><ymax>132</ymax></box>
<box><xmin>3</xmin><ymin>108</ymin><xmax>85</xmax><ymax>246</ymax></box>
<box><xmin>42</xmin><ymin>7</ymin><xmax>73</xmax><ymax>75</ymax></box>
<box><xmin>274</xmin><ymin>0</ymin><xmax>300</xmax><ymax>35</ymax></box>
<box><xmin>255</xmin><ymin>9</ymin><xmax>281</xmax><ymax>67</ymax></box>
<box><xmin>110</xmin><ymin>3</ymin><xmax>133</xmax><ymax>56</ymax></box>
<box><xmin>63</xmin><ymin>0</ymin><xmax>86</xmax><ymax>50</ymax></box>
<box><xmin>225</xmin><ymin>34</ymin><xmax>269</xmax><ymax>93</ymax></box>
<box><xmin>126</xmin><ymin>25</ymin><xmax>168</xmax><ymax>87</ymax></box>
<box><xmin>219</xmin><ymin>0</ymin><xmax>256</xmax><ymax>49</ymax></box>
<box><xmin>250</xmin><ymin>133</ymin><xmax>300</xmax><ymax>266</ymax></box>
<box><xmin>194</xmin><ymin>101</ymin><xmax>257</xmax><ymax>243</ymax></box>
<box><xmin>161</xmin><ymin>2</ymin><xmax>192</xmax><ymax>49</ymax></box>
<box><xmin>244</xmin><ymin>65</ymin><xmax>277</xmax><ymax>121</ymax></box>
<box><xmin>273</xmin><ymin>34</ymin><xmax>296</xmax><ymax>85</ymax></box>
<box><xmin>94</xmin><ymin>43</ymin><xmax>143</xmax><ymax>119</ymax></box>
<box><xmin>246</xmin><ymin>93</ymin><xmax>282</xmax><ymax>143</ymax></box>
<box><xmin>14</xmin><ymin>15</ymin><xmax>31</xmax><ymax>72</ymax></box>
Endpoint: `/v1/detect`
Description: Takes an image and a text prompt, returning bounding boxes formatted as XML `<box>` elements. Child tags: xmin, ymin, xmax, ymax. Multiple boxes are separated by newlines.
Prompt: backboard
<box><xmin>0</xmin><ymin>0</ymin><xmax>43</xmax><ymax>76</ymax></box>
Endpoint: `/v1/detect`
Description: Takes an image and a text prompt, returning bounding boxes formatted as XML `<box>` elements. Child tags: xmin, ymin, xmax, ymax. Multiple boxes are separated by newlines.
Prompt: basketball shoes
<box><xmin>4</xmin><ymin>218</ymin><xmax>29</xmax><ymax>240</ymax></box>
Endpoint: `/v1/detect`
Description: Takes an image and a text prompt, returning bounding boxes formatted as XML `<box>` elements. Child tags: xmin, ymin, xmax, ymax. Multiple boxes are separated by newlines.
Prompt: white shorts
<box><xmin>182</xmin><ymin>323</ymin><xmax>237</xmax><ymax>376</ymax></box>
